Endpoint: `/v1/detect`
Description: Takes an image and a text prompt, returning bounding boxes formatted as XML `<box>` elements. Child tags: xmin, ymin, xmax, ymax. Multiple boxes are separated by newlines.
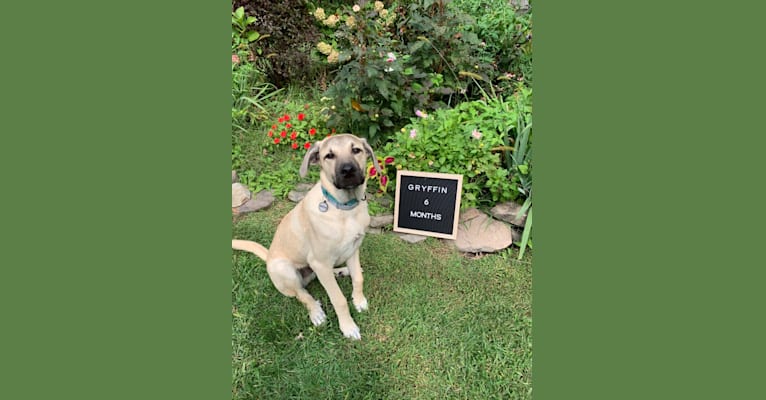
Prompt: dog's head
<box><xmin>300</xmin><ymin>134</ymin><xmax>382</xmax><ymax>190</ymax></box>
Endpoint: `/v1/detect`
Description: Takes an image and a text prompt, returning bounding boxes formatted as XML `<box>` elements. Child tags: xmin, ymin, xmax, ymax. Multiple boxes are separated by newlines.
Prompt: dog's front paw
<box><xmin>309</xmin><ymin>301</ymin><xmax>326</xmax><ymax>326</ymax></box>
<box><xmin>340</xmin><ymin>321</ymin><xmax>361</xmax><ymax>340</ymax></box>
<box><xmin>353</xmin><ymin>296</ymin><xmax>368</xmax><ymax>312</ymax></box>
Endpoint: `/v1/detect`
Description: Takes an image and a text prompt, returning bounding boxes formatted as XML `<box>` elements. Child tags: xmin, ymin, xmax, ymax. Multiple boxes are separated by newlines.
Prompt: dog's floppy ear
<box><xmin>362</xmin><ymin>138</ymin><xmax>382</xmax><ymax>178</ymax></box>
<box><xmin>299</xmin><ymin>140</ymin><xmax>322</xmax><ymax>177</ymax></box>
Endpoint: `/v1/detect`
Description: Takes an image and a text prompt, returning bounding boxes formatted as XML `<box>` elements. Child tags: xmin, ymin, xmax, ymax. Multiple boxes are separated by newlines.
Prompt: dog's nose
<box><xmin>339</xmin><ymin>163</ymin><xmax>356</xmax><ymax>176</ymax></box>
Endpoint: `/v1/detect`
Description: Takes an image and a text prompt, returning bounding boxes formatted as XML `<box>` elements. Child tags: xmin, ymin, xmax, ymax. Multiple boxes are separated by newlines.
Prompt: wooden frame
<box><xmin>393</xmin><ymin>170</ymin><xmax>463</xmax><ymax>240</ymax></box>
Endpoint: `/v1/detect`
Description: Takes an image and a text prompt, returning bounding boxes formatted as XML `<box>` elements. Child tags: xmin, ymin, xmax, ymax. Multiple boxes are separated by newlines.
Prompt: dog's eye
<box><xmin>351</xmin><ymin>147</ymin><xmax>362</xmax><ymax>154</ymax></box>
<box><xmin>324</xmin><ymin>152</ymin><xmax>335</xmax><ymax>160</ymax></box>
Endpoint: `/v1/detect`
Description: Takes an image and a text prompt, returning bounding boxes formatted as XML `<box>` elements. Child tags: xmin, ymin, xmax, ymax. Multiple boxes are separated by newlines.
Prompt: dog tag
<box><xmin>318</xmin><ymin>200</ymin><xmax>329</xmax><ymax>213</ymax></box>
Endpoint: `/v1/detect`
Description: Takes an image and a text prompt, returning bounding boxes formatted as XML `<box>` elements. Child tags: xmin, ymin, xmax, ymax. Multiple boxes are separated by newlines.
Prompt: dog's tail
<box><xmin>232</xmin><ymin>239</ymin><xmax>268</xmax><ymax>261</ymax></box>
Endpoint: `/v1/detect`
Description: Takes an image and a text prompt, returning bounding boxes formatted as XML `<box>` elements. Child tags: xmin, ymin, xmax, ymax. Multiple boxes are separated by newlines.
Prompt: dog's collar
<box><xmin>321</xmin><ymin>186</ymin><xmax>363</xmax><ymax>211</ymax></box>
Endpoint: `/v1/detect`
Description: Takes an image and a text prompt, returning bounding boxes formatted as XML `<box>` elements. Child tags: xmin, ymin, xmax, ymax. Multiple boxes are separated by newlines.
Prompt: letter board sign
<box><xmin>393</xmin><ymin>170</ymin><xmax>463</xmax><ymax>239</ymax></box>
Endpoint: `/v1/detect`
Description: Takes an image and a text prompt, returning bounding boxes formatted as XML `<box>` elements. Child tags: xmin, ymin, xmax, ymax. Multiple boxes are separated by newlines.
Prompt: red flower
<box><xmin>273</xmin><ymin>138</ymin><xmax>281</xmax><ymax>144</ymax></box>
<box><xmin>291</xmin><ymin>142</ymin><xmax>299</xmax><ymax>150</ymax></box>
<box><xmin>290</xmin><ymin>131</ymin><xmax>297</xmax><ymax>140</ymax></box>
<box><xmin>278</xmin><ymin>117</ymin><xmax>284</xmax><ymax>123</ymax></box>
<box><xmin>381</xmin><ymin>175</ymin><xmax>388</xmax><ymax>186</ymax></box>
<box><xmin>384</xmin><ymin>156</ymin><xmax>395</xmax><ymax>164</ymax></box>
<box><xmin>309</xmin><ymin>128</ymin><xmax>317</xmax><ymax>136</ymax></box>
<box><xmin>271</xmin><ymin>124</ymin><xmax>277</xmax><ymax>130</ymax></box>
<box><xmin>368</xmin><ymin>166</ymin><xmax>377</xmax><ymax>177</ymax></box>
<box><xmin>283</xmin><ymin>114</ymin><xmax>290</xmax><ymax>121</ymax></box>
<box><xmin>286</xmin><ymin>123</ymin><xmax>292</xmax><ymax>128</ymax></box>
<box><xmin>298</xmin><ymin>113</ymin><xmax>305</xmax><ymax>121</ymax></box>
<box><xmin>304</xmin><ymin>142</ymin><xmax>311</xmax><ymax>149</ymax></box>
<box><xmin>280</xmin><ymin>131</ymin><xmax>287</xmax><ymax>138</ymax></box>
<box><xmin>268</xmin><ymin>130</ymin><xmax>274</xmax><ymax>137</ymax></box>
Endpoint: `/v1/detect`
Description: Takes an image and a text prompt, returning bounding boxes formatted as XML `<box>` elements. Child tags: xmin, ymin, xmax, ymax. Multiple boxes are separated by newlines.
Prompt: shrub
<box><xmin>450</xmin><ymin>0</ymin><xmax>532</xmax><ymax>86</ymax></box>
<box><xmin>313</xmin><ymin>0</ymin><xmax>491</xmax><ymax>144</ymax></box>
<box><xmin>233</xmin><ymin>0</ymin><xmax>320</xmax><ymax>87</ymax></box>
<box><xmin>231</xmin><ymin>7</ymin><xmax>281</xmax><ymax>134</ymax></box>
<box><xmin>380</xmin><ymin>86</ymin><xmax>531</xmax><ymax>208</ymax></box>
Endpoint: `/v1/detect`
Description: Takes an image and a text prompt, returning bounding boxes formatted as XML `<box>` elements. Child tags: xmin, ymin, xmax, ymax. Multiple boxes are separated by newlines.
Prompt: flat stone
<box><xmin>369</xmin><ymin>214</ymin><xmax>394</xmax><ymax>228</ymax></box>
<box><xmin>450</xmin><ymin>211</ymin><xmax>514</xmax><ymax>253</ymax></box>
<box><xmin>397</xmin><ymin>233</ymin><xmax>428</xmax><ymax>244</ymax></box>
<box><xmin>232</xmin><ymin>183</ymin><xmax>252</xmax><ymax>207</ymax></box>
<box><xmin>459</xmin><ymin>207</ymin><xmax>484</xmax><ymax>222</ymax></box>
<box><xmin>288</xmin><ymin>190</ymin><xmax>307</xmax><ymax>203</ymax></box>
<box><xmin>490</xmin><ymin>201</ymin><xmax>527</xmax><ymax>227</ymax></box>
<box><xmin>234</xmin><ymin>190</ymin><xmax>275</xmax><ymax>214</ymax></box>
<box><xmin>232</xmin><ymin>170</ymin><xmax>238</xmax><ymax>183</ymax></box>
<box><xmin>294</xmin><ymin>182</ymin><xmax>315</xmax><ymax>192</ymax></box>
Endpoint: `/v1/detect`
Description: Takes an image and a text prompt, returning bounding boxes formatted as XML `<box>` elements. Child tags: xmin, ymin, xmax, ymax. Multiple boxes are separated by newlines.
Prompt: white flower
<box><xmin>471</xmin><ymin>129</ymin><xmax>482</xmax><ymax>139</ymax></box>
<box><xmin>374</xmin><ymin>1</ymin><xmax>385</xmax><ymax>12</ymax></box>
<box><xmin>314</xmin><ymin>8</ymin><xmax>326</xmax><ymax>20</ymax></box>
<box><xmin>386</xmin><ymin>52</ymin><xmax>396</xmax><ymax>62</ymax></box>
<box><xmin>353</xmin><ymin>4</ymin><xmax>361</xmax><ymax>12</ymax></box>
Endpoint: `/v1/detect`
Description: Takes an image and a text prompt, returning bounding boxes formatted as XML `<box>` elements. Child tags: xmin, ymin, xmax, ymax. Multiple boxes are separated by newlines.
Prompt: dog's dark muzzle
<box><xmin>334</xmin><ymin>162</ymin><xmax>365</xmax><ymax>189</ymax></box>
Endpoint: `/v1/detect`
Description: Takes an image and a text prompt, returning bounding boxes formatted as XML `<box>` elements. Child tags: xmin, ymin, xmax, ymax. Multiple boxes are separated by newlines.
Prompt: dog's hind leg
<box><xmin>267</xmin><ymin>259</ymin><xmax>326</xmax><ymax>326</ymax></box>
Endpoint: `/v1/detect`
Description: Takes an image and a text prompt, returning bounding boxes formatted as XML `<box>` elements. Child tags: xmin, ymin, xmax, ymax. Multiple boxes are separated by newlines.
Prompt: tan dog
<box><xmin>232</xmin><ymin>134</ymin><xmax>382</xmax><ymax>340</ymax></box>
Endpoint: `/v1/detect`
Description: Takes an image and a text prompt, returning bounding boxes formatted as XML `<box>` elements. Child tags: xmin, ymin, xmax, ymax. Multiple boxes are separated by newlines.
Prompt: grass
<box><xmin>232</xmin><ymin>201</ymin><xmax>532</xmax><ymax>399</ymax></box>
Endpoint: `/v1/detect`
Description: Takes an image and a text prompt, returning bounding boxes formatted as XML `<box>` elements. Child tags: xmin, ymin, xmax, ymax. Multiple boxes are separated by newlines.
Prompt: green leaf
<box><xmin>517</xmin><ymin>208</ymin><xmax>532</xmax><ymax>260</ymax></box>
<box><xmin>247</xmin><ymin>31</ymin><xmax>260</xmax><ymax>42</ymax></box>
<box><xmin>234</xmin><ymin>7</ymin><xmax>244</xmax><ymax>21</ymax></box>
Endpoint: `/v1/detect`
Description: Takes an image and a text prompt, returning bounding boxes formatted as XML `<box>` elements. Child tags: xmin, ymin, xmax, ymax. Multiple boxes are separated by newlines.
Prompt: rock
<box><xmin>232</xmin><ymin>183</ymin><xmax>252</xmax><ymax>208</ymax></box>
<box><xmin>369</xmin><ymin>214</ymin><xmax>394</xmax><ymax>228</ymax></box>
<box><xmin>459</xmin><ymin>207</ymin><xmax>484</xmax><ymax>222</ymax></box>
<box><xmin>234</xmin><ymin>190</ymin><xmax>275</xmax><ymax>214</ymax></box>
<box><xmin>397</xmin><ymin>233</ymin><xmax>428</xmax><ymax>244</ymax></box>
<box><xmin>294</xmin><ymin>182</ymin><xmax>315</xmax><ymax>192</ymax></box>
<box><xmin>511</xmin><ymin>227</ymin><xmax>522</xmax><ymax>244</ymax></box>
<box><xmin>365</xmin><ymin>227</ymin><xmax>383</xmax><ymax>235</ymax></box>
<box><xmin>376</xmin><ymin>196</ymin><xmax>392</xmax><ymax>209</ymax></box>
<box><xmin>232</xmin><ymin>170</ymin><xmax>238</xmax><ymax>183</ymax></box>
<box><xmin>490</xmin><ymin>201</ymin><xmax>527</xmax><ymax>227</ymax></box>
<box><xmin>288</xmin><ymin>190</ymin><xmax>307</xmax><ymax>203</ymax></box>
<box><xmin>450</xmin><ymin>211</ymin><xmax>514</xmax><ymax>253</ymax></box>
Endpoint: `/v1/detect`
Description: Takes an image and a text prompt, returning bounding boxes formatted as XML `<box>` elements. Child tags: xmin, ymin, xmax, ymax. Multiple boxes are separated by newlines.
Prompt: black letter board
<box><xmin>393</xmin><ymin>170</ymin><xmax>463</xmax><ymax>239</ymax></box>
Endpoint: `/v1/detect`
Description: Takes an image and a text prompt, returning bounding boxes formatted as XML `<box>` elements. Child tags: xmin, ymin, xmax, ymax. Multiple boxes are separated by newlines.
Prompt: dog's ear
<box><xmin>299</xmin><ymin>140</ymin><xmax>321</xmax><ymax>177</ymax></box>
<box><xmin>361</xmin><ymin>138</ymin><xmax>382</xmax><ymax>178</ymax></box>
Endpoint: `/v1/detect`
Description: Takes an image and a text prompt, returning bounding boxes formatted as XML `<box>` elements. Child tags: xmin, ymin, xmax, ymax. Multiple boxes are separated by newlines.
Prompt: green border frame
<box><xmin>1</xmin><ymin>1</ymin><xmax>230</xmax><ymax>398</ymax></box>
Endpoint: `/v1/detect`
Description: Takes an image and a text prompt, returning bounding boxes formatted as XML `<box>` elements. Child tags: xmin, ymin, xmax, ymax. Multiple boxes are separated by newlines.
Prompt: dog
<box><xmin>232</xmin><ymin>134</ymin><xmax>382</xmax><ymax>340</ymax></box>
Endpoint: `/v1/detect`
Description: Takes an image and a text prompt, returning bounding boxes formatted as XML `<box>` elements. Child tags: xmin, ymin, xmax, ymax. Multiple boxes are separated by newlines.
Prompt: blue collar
<box><xmin>321</xmin><ymin>186</ymin><xmax>362</xmax><ymax>211</ymax></box>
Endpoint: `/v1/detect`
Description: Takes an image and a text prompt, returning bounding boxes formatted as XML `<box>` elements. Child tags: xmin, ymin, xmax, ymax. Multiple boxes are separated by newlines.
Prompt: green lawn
<box><xmin>232</xmin><ymin>201</ymin><xmax>532</xmax><ymax>399</ymax></box>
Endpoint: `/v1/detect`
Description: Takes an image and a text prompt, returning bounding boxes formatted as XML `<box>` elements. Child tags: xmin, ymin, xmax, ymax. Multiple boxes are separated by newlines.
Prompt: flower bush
<box><xmin>265</xmin><ymin>105</ymin><xmax>332</xmax><ymax>152</ymax></box>
<box><xmin>381</xmin><ymin>88</ymin><xmax>532</xmax><ymax>207</ymax></box>
<box><xmin>311</xmin><ymin>0</ymin><xmax>490</xmax><ymax>144</ymax></box>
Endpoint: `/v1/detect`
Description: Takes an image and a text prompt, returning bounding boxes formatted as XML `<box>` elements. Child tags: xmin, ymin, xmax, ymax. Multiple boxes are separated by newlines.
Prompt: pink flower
<box><xmin>384</xmin><ymin>156</ymin><xmax>395</xmax><ymax>164</ymax></box>
<box><xmin>381</xmin><ymin>175</ymin><xmax>388</xmax><ymax>186</ymax></box>
<box><xmin>415</xmin><ymin>109</ymin><xmax>427</xmax><ymax>118</ymax></box>
<box><xmin>409</xmin><ymin>129</ymin><xmax>417</xmax><ymax>139</ymax></box>
<box><xmin>471</xmin><ymin>129</ymin><xmax>482</xmax><ymax>139</ymax></box>
<box><xmin>368</xmin><ymin>166</ymin><xmax>377</xmax><ymax>177</ymax></box>
<box><xmin>386</xmin><ymin>52</ymin><xmax>396</xmax><ymax>63</ymax></box>
<box><xmin>232</xmin><ymin>54</ymin><xmax>240</xmax><ymax>64</ymax></box>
